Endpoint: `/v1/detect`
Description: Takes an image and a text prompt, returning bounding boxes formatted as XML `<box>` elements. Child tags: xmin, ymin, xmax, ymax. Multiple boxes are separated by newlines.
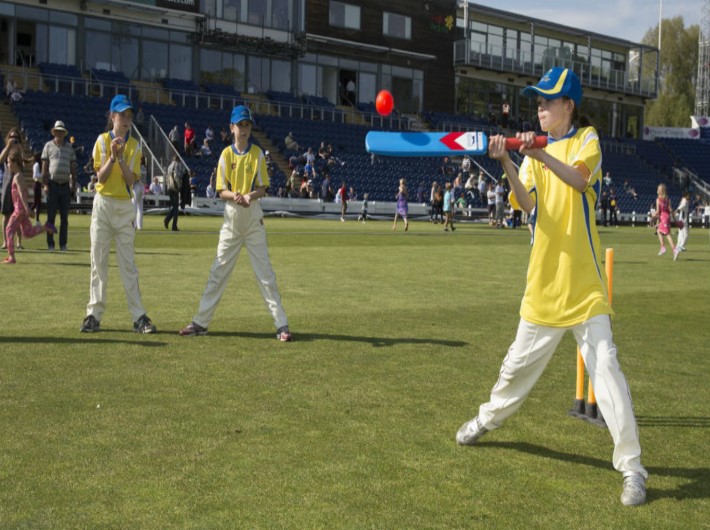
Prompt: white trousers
<box><xmin>87</xmin><ymin>193</ymin><xmax>147</xmax><ymax>322</ymax></box>
<box><xmin>193</xmin><ymin>202</ymin><xmax>288</xmax><ymax>330</ymax></box>
<box><xmin>132</xmin><ymin>182</ymin><xmax>144</xmax><ymax>230</ymax></box>
<box><xmin>478</xmin><ymin>315</ymin><xmax>647</xmax><ymax>478</ymax></box>
<box><xmin>676</xmin><ymin>224</ymin><xmax>688</xmax><ymax>249</ymax></box>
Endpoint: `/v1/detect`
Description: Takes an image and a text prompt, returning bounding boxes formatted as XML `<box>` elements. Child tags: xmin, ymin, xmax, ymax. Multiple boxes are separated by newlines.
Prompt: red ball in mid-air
<box><xmin>375</xmin><ymin>90</ymin><xmax>394</xmax><ymax>116</ymax></box>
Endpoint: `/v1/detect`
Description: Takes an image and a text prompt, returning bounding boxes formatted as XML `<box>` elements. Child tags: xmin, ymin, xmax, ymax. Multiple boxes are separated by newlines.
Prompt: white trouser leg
<box><xmin>572</xmin><ymin>314</ymin><xmax>647</xmax><ymax>477</ymax></box>
<box><xmin>87</xmin><ymin>194</ymin><xmax>111</xmax><ymax>320</ymax></box>
<box><xmin>677</xmin><ymin>226</ymin><xmax>688</xmax><ymax>249</ymax></box>
<box><xmin>192</xmin><ymin>204</ymin><xmax>244</xmax><ymax>327</ymax></box>
<box><xmin>478</xmin><ymin>319</ymin><xmax>566</xmax><ymax>429</ymax></box>
<box><xmin>132</xmin><ymin>183</ymin><xmax>144</xmax><ymax>230</ymax></box>
<box><xmin>112</xmin><ymin>198</ymin><xmax>147</xmax><ymax>321</ymax></box>
<box><xmin>243</xmin><ymin>205</ymin><xmax>288</xmax><ymax>330</ymax></box>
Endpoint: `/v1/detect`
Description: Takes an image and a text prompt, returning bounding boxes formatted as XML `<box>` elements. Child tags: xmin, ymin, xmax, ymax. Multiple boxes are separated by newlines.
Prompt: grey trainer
<box><xmin>620</xmin><ymin>472</ymin><xmax>646</xmax><ymax>506</ymax></box>
<box><xmin>456</xmin><ymin>416</ymin><xmax>488</xmax><ymax>446</ymax></box>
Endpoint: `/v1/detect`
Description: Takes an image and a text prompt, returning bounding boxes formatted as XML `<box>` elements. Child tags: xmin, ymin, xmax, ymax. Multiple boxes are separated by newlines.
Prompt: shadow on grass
<box><xmin>0</xmin><ymin>336</ymin><xmax>167</xmax><ymax>347</ymax></box>
<box><xmin>207</xmin><ymin>331</ymin><xmax>467</xmax><ymax>348</ymax></box>
<box><xmin>637</xmin><ymin>416</ymin><xmax>710</xmax><ymax>427</ymax></box>
<box><xmin>480</xmin><ymin>441</ymin><xmax>710</xmax><ymax>502</ymax></box>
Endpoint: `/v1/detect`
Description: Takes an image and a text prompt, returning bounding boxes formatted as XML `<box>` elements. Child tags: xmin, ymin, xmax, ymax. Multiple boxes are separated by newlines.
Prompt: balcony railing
<box><xmin>454</xmin><ymin>40</ymin><xmax>657</xmax><ymax>99</ymax></box>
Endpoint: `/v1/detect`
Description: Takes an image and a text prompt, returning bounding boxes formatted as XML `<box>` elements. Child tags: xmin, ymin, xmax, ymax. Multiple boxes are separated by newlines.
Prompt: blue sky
<box><xmin>471</xmin><ymin>0</ymin><xmax>701</xmax><ymax>43</ymax></box>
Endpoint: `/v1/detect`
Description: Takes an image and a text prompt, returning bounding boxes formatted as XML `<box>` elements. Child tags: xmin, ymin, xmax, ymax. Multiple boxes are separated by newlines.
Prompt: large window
<box><xmin>272</xmin><ymin>0</ymin><xmax>290</xmax><ymax>30</ymax></box>
<box><xmin>170</xmin><ymin>43</ymin><xmax>192</xmax><ymax>81</ymax></box>
<box><xmin>270</xmin><ymin>59</ymin><xmax>291</xmax><ymax>92</ymax></box>
<box><xmin>247</xmin><ymin>0</ymin><xmax>266</xmax><ymax>25</ymax></box>
<box><xmin>142</xmin><ymin>40</ymin><xmax>168</xmax><ymax>80</ymax></box>
<box><xmin>330</xmin><ymin>2</ymin><xmax>361</xmax><ymax>30</ymax></box>
<box><xmin>200</xmin><ymin>49</ymin><xmax>246</xmax><ymax>91</ymax></box>
<box><xmin>383</xmin><ymin>12</ymin><xmax>411</xmax><ymax>40</ymax></box>
<box><xmin>298</xmin><ymin>63</ymin><xmax>317</xmax><ymax>96</ymax></box>
<box><xmin>85</xmin><ymin>30</ymin><xmax>111</xmax><ymax>70</ymax></box>
<box><xmin>111</xmin><ymin>34</ymin><xmax>139</xmax><ymax>78</ymax></box>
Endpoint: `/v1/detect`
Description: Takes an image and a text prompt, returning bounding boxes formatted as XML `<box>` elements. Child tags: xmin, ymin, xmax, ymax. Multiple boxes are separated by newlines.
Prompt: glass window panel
<box><xmin>35</xmin><ymin>23</ymin><xmax>48</xmax><ymax>64</ymax></box>
<box><xmin>48</xmin><ymin>26</ymin><xmax>75</xmax><ymax>65</ymax></box>
<box><xmin>299</xmin><ymin>63</ymin><xmax>316</xmax><ymax>96</ymax></box>
<box><xmin>51</xmin><ymin>11</ymin><xmax>77</xmax><ymax>25</ymax></box>
<box><xmin>383</xmin><ymin>12</ymin><xmax>410</xmax><ymax>39</ymax></box>
<box><xmin>358</xmin><ymin>72</ymin><xmax>376</xmax><ymax>104</ymax></box>
<box><xmin>170</xmin><ymin>31</ymin><xmax>190</xmax><ymax>44</ymax></box>
<box><xmin>142</xmin><ymin>40</ymin><xmax>168</xmax><ymax>81</ymax></box>
<box><xmin>15</xmin><ymin>5</ymin><xmax>47</xmax><ymax>21</ymax></box>
<box><xmin>85</xmin><ymin>17</ymin><xmax>111</xmax><ymax>31</ymax></box>
<box><xmin>223</xmin><ymin>0</ymin><xmax>238</xmax><ymax>22</ymax></box>
<box><xmin>270</xmin><ymin>59</ymin><xmax>291</xmax><ymax>92</ymax></box>
<box><xmin>330</xmin><ymin>1</ymin><xmax>360</xmax><ymax>30</ymax></box>
<box><xmin>203</xmin><ymin>0</ymin><xmax>217</xmax><ymax>18</ymax></box>
<box><xmin>170</xmin><ymin>43</ymin><xmax>192</xmax><ymax>81</ymax></box>
<box><xmin>142</xmin><ymin>27</ymin><xmax>169</xmax><ymax>40</ymax></box>
<box><xmin>85</xmin><ymin>30</ymin><xmax>111</xmax><ymax>70</ymax></box>
<box><xmin>111</xmin><ymin>34</ymin><xmax>139</xmax><ymax>78</ymax></box>
<box><xmin>233</xmin><ymin>54</ymin><xmax>246</xmax><ymax>91</ymax></box>
<box><xmin>272</xmin><ymin>0</ymin><xmax>290</xmax><ymax>30</ymax></box>
<box><xmin>247</xmin><ymin>0</ymin><xmax>266</xmax><ymax>25</ymax></box>
<box><xmin>248</xmin><ymin>56</ymin><xmax>270</xmax><ymax>93</ymax></box>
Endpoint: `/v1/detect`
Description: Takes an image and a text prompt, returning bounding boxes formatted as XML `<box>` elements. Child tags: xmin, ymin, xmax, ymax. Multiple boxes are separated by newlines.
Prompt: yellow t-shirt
<box><xmin>215</xmin><ymin>143</ymin><xmax>269</xmax><ymax>195</ymax></box>
<box><xmin>92</xmin><ymin>132</ymin><xmax>142</xmax><ymax>200</ymax></box>
<box><xmin>509</xmin><ymin>127</ymin><xmax>611</xmax><ymax>327</ymax></box>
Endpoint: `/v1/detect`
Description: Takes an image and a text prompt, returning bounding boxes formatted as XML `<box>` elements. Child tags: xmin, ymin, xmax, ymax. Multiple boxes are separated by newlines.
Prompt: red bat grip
<box><xmin>504</xmin><ymin>136</ymin><xmax>548</xmax><ymax>150</ymax></box>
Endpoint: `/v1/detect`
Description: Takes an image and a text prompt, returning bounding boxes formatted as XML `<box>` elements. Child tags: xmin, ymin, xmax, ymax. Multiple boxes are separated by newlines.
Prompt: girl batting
<box><xmin>455</xmin><ymin>68</ymin><xmax>647</xmax><ymax>507</ymax></box>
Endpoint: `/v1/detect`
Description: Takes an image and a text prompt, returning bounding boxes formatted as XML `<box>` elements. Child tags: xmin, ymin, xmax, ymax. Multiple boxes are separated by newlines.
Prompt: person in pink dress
<box><xmin>651</xmin><ymin>183</ymin><xmax>676</xmax><ymax>257</ymax></box>
<box><xmin>3</xmin><ymin>149</ymin><xmax>56</xmax><ymax>264</ymax></box>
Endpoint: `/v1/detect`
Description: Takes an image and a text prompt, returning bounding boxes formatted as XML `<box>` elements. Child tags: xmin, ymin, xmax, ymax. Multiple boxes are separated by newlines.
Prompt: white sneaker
<box><xmin>456</xmin><ymin>416</ymin><xmax>488</xmax><ymax>446</ymax></box>
<box><xmin>620</xmin><ymin>472</ymin><xmax>646</xmax><ymax>506</ymax></box>
<box><xmin>658</xmin><ymin>247</ymin><xmax>666</xmax><ymax>256</ymax></box>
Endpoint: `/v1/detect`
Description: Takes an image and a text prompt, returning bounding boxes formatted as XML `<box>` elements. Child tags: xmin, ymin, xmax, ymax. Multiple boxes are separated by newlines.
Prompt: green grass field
<box><xmin>1</xmin><ymin>214</ymin><xmax>708</xmax><ymax>529</ymax></box>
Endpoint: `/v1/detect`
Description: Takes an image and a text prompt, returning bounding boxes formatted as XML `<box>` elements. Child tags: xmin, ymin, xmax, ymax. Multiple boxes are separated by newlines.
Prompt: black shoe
<box><xmin>133</xmin><ymin>314</ymin><xmax>157</xmax><ymax>334</ymax></box>
<box><xmin>172</xmin><ymin>227</ymin><xmax>179</xmax><ymax>231</ymax></box>
<box><xmin>80</xmin><ymin>315</ymin><xmax>100</xmax><ymax>333</ymax></box>
<box><xmin>164</xmin><ymin>220</ymin><xmax>169</xmax><ymax>229</ymax></box>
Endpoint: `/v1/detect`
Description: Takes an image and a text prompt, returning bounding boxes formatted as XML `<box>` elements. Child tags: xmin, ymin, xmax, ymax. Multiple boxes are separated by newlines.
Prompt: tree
<box><xmin>643</xmin><ymin>17</ymin><xmax>699</xmax><ymax>127</ymax></box>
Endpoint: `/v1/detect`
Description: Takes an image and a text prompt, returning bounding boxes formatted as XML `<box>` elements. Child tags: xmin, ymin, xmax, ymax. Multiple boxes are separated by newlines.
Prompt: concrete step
<box><xmin>252</xmin><ymin>129</ymin><xmax>291</xmax><ymax>177</ymax></box>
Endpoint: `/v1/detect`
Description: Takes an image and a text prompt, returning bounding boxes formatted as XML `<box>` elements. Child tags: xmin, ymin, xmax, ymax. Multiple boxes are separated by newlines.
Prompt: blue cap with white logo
<box><xmin>522</xmin><ymin>67</ymin><xmax>582</xmax><ymax>107</ymax></box>
<box><xmin>231</xmin><ymin>105</ymin><xmax>253</xmax><ymax>124</ymax></box>
<box><xmin>110</xmin><ymin>94</ymin><xmax>134</xmax><ymax>113</ymax></box>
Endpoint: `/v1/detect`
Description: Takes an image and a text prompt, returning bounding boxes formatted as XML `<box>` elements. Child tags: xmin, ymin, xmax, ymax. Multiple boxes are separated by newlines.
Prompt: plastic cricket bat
<box><xmin>365</xmin><ymin>131</ymin><xmax>547</xmax><ymax>157</ymax></box>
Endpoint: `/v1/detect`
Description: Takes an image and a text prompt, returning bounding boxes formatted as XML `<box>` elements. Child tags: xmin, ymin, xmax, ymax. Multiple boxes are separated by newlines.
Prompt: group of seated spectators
<box><xmin>168</xmin><ymin>122</ymin><xmax>228</xmax><ymax>159</ymax></box>
<box><xmin>278</xmin><ymin>133</ymin><xmax>347</xmax><ymax>200</ymax></box>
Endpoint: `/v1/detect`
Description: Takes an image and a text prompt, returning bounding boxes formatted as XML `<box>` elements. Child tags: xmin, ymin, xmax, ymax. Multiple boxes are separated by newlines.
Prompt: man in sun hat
<box><xmin>42</xmin><ymin>119</ymin><xmax>77</xmax><ymax>251</ymax></box>
<box><xmin>180</xmin><ymin>105</ymin><xmax>292</xmax><ymax>342</ymax></box>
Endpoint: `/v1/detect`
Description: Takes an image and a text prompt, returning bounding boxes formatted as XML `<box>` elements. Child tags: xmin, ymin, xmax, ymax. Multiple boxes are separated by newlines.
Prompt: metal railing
<box><xmin>454</xmin><ymin>39</ymin><xmax>658</xmax><ymax>99</ymax></box>
<box><xmin>131</xmin><ymin>122</ymin><xmax>165</xmax><ymax>183</ymax></box>
<box><xmin>147</xmin><ymin>114</ymin><xmax>190</xmax><ymax>179</ymax></box>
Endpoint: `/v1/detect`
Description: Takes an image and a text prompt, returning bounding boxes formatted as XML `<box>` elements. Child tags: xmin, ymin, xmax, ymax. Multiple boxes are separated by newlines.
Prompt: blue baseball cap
<box><xmin>522</xmin><ymin>67</ymin><xmax>582</xmax><ymax>107</ymax></box>
<box><xmin>110</xmin><ymin>94</ymin><xmax>134</xmax><ymax>113</ymax></box>
<box><xmin>231</xmin><ymin>105</ymin><xmax>253</xmax><ymax>124</ymax></box>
